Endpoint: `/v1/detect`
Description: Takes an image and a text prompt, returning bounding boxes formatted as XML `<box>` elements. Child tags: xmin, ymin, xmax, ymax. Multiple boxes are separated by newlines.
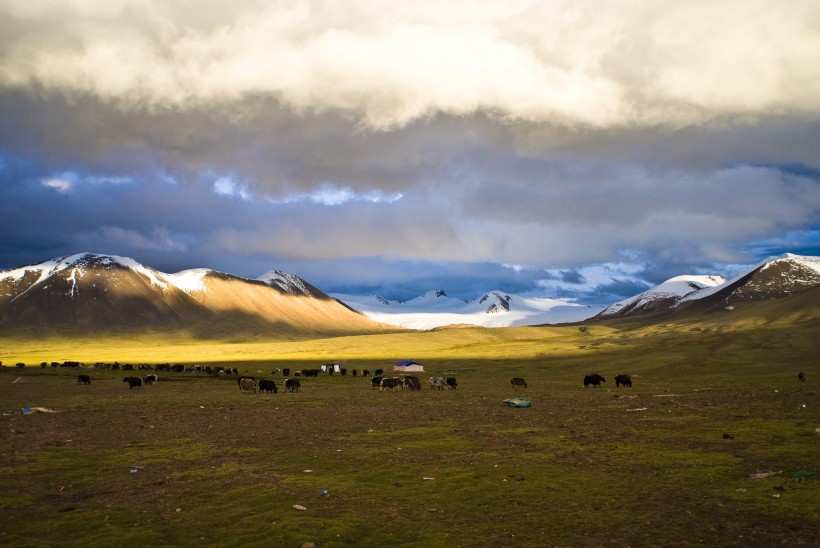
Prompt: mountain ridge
<box><xmin>594</xmin><ymin>253</ymin><xmax>820</xmax><ymax>321</ymax></box>
<box><xmin>2</xmin><ymin>252</ymin><xmax>819</xmax><ymax>333</ymax></box>
<box><xmin>0</xmin><ymin>252</ymin><xmax>387</xmax><ymax>336</ymax></box>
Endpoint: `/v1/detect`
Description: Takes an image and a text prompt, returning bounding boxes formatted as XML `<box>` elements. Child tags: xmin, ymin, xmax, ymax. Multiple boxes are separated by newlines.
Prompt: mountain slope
<box><xmin>0</xmin><ymin>253</ymin><xmax>387</xmax><ymax>336</ymax></box>
<box><xmin>594</xmin><ymin>254</ymin><xmax>820</xmax><ymax>321</ymax></box>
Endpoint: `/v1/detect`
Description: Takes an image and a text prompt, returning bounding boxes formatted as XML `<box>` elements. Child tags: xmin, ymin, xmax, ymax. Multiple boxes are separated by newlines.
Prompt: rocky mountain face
<box><xmin>0</xmin><ymin>253</ymin><xmax>386</xmax><ymax>335</ymax></box>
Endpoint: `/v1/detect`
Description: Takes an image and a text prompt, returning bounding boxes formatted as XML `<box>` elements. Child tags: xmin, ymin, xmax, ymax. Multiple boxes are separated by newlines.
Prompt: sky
<box><xmin>1</xmin><ymin>1</ymin><xmax>819</xmax><ymax>305</ymax></box>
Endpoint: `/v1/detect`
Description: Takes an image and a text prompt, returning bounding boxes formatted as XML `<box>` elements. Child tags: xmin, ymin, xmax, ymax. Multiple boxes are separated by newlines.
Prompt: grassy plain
<box><xmin>1</xmin><ymin>317</ymin><xmax>818</xmax><ymax>547</ymax></box>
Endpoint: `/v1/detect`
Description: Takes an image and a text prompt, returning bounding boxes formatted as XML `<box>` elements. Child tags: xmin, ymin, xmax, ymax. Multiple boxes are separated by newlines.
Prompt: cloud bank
<box><xmin>1</xmin><ymin>1</ymin><xmax>819</xmax><ymax>302</ymax></box>
<box><xmin>2</xmin><ymin>1</ymin><xmax>820</xmax><ymax>128</ymax></box>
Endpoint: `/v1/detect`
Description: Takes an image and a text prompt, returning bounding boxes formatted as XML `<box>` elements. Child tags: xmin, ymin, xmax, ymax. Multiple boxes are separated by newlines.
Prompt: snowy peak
<box><xmin>478</xmin><ymin>291</ymin><xmax>512</xmax><ymax>314</ymax></box>
<box><xmin>256</xmin><ymin>270</ymin><xmax>327</xmax><ymax>298</ymax></box>
<box><xmin>599</xmin><ymin>275</ymin><xmax>725</xmax><ymax>317</ymax></box>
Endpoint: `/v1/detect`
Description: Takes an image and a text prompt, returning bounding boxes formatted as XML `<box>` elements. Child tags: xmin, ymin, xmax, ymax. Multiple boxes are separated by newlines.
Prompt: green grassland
<box><xmin>1</xmin><ymin>316</ymin><xmax>818</xmax><ymax>546</ymax></box>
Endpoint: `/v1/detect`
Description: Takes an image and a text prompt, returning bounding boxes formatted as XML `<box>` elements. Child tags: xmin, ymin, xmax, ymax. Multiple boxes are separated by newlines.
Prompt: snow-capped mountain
<box><xmin>679</xmin><ymin>253</ymin><xmax>820</xmax><ymax>305</ymax></box>
<box><xmin>332</xmin><ymin>289</ymin><xmax>604</xmax><ymax>329</ymax></box>
<box><xmin>597</xmin><ymin>275</ymin><xmax>725</xmax><ymax>317</ymax></box>
<box><xmin>596</xmin><ymin>254</ymin><xmax>820</xmax><ymax>319</ymax></box>
<box><xmin>0</xmin><ymin>253</ymin><xmax>384</xmax><ymax>334</ymax></box>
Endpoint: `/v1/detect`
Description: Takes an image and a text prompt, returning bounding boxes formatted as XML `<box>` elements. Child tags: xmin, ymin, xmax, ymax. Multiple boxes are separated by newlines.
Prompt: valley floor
<box><xmin>1</xmin><ymin>322</ymin><xmax>817</xmax><ymax>546</ymax></box>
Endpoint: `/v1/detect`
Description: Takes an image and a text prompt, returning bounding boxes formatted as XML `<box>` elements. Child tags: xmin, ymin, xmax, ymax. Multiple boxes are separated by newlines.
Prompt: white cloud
<box><xmin>97</xmin><ymin>225</ymin><xmax>187</xmax><ymax>252</ymax></box>
<box><xmin>42</xmin><ymin>177</ymin><xmax>72</xmax><ymax>193</ymax></box>
<box><xmin>213</xmin><ymin>176</ymin><xmax>251</xmax><ymax>200</ymax></box>
<box><xmin>2</xmin><ymin>1</ymin><xmax>818</xmax><ymax>130</ymax></box>
<box><xmin>273</xmin><ymin>183</ymin><xmax>404</xmax><ymax>206</ymax></box>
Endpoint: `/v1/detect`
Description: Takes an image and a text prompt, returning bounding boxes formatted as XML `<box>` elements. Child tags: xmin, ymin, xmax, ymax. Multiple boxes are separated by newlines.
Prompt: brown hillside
<box><xmin>189</xmin><ymin>273</ymin><xmax>388</xmax><ymax>334</ymax></box>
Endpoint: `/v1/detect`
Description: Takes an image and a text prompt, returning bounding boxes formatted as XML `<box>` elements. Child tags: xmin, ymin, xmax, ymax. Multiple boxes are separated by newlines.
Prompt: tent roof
<box><xmin>394</xmin><ymin>360</ymin><xmax>423</xmax><ymax>366</ymax></box>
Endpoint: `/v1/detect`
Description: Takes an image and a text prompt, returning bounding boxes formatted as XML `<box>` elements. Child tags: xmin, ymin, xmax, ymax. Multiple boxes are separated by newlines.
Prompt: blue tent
<box><xmin>393</xmin><ymin>360</ymin><xmax>424</xmax><ymax>372</ymax></box>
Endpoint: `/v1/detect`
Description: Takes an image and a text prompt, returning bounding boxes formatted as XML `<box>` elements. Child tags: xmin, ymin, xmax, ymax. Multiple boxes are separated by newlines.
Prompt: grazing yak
<box><xmin>511</xmin><ymin>377</ymin><xmax>527</xmax><ymax>389</ymax></box>
<box><xmin>584</xmin><ymin>374</ymin><xmax>606</xmax><ymax>388</ymax></box>
<box><xmin>615</xmin><ymin>374</ymin><xmax>632</xmax><ymax>388</ymax></box>
<box><xmin>798</xmin><ymin>371</ymin><xmax>807</xmax><ymax>382</ymax></box>
<box><xmin>371</xmin><ymin>376</ymin><xmax>383</xmax><ymax>389</ymax></box>
<box><xmin>259</xmin><ymin>379</ymin><xmax>278</xmax><ymax>393</ymax></box>
<box><xmin>123</xmin><ymin>376</ymin><xmax>142</xmax><ymax>389</ymax></box>
<box><xmin>239</xmin><ymin>378</ymin><xmax>258</xmax><ymax>394</ymax></box>
<box><xmin>284</xmin><ymin>378</ymin><xmax>302</xmax><ymax>392</ymax></box>
<box><xmin>77</xmin><ymin>374</ymin><xmax>91</xmax><ymax>385</ymax></box>
<box><xmin>379</xmin><ymin>377</ymin><xmax>402</xmax><ymax>391</ymax></box>
<box><xmin>143</xmin><ymin>374</ymin><xmax>158</xmax><ymax>385</ymax></box>
<box><xmin>429</xmin><ymin>377</ymin><xmax>447</xmax><ymax>390</ymax></box>
<box><xmin>403</xmin><ymin>376</ymin><xmax>422</xmax><ymax>391</ymax></box>
<box><xmin>446</xmin><ymin>377</ymin><xmax>458</xmax><ymax>390</ymax></box>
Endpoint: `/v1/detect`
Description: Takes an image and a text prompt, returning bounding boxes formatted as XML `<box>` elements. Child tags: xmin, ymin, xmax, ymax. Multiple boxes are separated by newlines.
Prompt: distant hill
<box><xmin>0</xmin><ymin>253</ymin><xmax>389</xmax><ymax>336</ymax></box>
<box><xmin>593</xmin><ymin>254</ymin><xmax>820</xmax><ymax>322</ymax></box>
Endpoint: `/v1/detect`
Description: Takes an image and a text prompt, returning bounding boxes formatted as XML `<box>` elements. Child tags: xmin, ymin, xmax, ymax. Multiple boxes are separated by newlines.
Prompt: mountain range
<box><xmin>0</xmin><ymin>253</ymin><xmax>386</xmax><ymax>336</ymax></box>
<box><xmin>1</xmin><ymin>252</ymin><xmax>819</xmax><ymax>334</ymax></box>
<box><xmin>331</xmin><ymin>290</ymin><xmax>603</xmax><ymax>329</ymax></box>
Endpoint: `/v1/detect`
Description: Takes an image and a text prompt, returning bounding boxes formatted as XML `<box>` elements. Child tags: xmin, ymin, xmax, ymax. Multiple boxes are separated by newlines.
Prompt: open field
<box><xmin>1</xmin><ymin>320</ymin><xmax>818</xmax><ymax>546</ymax></box>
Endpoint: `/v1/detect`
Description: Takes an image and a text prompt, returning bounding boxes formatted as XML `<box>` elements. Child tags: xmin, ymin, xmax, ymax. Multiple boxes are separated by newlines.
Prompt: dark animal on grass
<box><xmin>615</xmin><ymin>374</ymin><xmax>632</xmax><ymax>388</ymax></box>
<box><xmin>798</xmin><ymin>371</ymin><xmax>806</xmax><ymax>382</ymax></box>
<box><xmin>362</xmin><ymin>369</ymin><xmax>370</xmax><ymax>377</ymax></box>
<box><xmin>239</xmin><ymin>378</ymin><xmax>258</xmax><ymax>394</ymax></box>
<box><xmin>446</xmin><ymin>377</ymin><xmax>458</xmax><ymax>390</ymax></box>
<box><xmin>143</xmin><ymin>374</ymin><xmax>158</xmax><ymax>385</ymax></box>
<box><xmin>511</xmin><ymin>377</ymin><xmax>528</xmax><ymax>389</ymax></box>
<box><xmin>584</xmin><ymin>374</ymin><xmax>605</xmax><ymax>388</ymax></box>
<box><xmin>352</xmin><ymin>369</ymin><xmax>358</xmax><ymax>377</ymax></box>
<box><xmin>285</xmin><ymin>378</ymin><xmax>302</xmax><ymax>392</ymax></box>
<box><xmin>403</xmin><ymin>376</ymin><xmax>421</xmax><ymax>391</ymax></box>
<box><xmin>371</xmin><ymin>376</ymin><xmax>383</xmax><ymax>388</ymax></box>
<box><xmin>123</xmin><ymin>376</ymin><xmax>142</xmax><ymax>389</ymax></box>
<box><xmin>259</xmin><ymin>380</ymin><xmax>278</xmax><ymax>393</ymax></box>
<box><xmin>380</xmin><ymin>377</ymin><xmax>401</xmax><ymax>391</ymax></box>
<box><xmin>77</xmin><ymin>374</ymin><xmax>91</xmax><ymax>385</ymax></box>
<box><xmin>282</xmin><ymin>368</ymin><xmax>291</xmax><ymax>376</ymax></box>
<box><xmin>429</xmin><ymin>377</ymin><xmax>447</xmax><ymax>390</ymax></box>
<box><xmin>374</xmin><ymin>368</ymin><xmax>384</xmax><ymax>377</ymax></box>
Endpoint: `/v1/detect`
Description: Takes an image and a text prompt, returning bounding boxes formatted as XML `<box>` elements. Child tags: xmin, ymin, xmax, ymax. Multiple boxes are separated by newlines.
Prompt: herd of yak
<box><xmin>67</xmin><ymin>365</ymin><xmax>641</xmax><ymax>393</ymax></box>
<box><xmin>56</xmin><ymin>367</ymin><xmax>815</xmax><ymax>392</ymax></box>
